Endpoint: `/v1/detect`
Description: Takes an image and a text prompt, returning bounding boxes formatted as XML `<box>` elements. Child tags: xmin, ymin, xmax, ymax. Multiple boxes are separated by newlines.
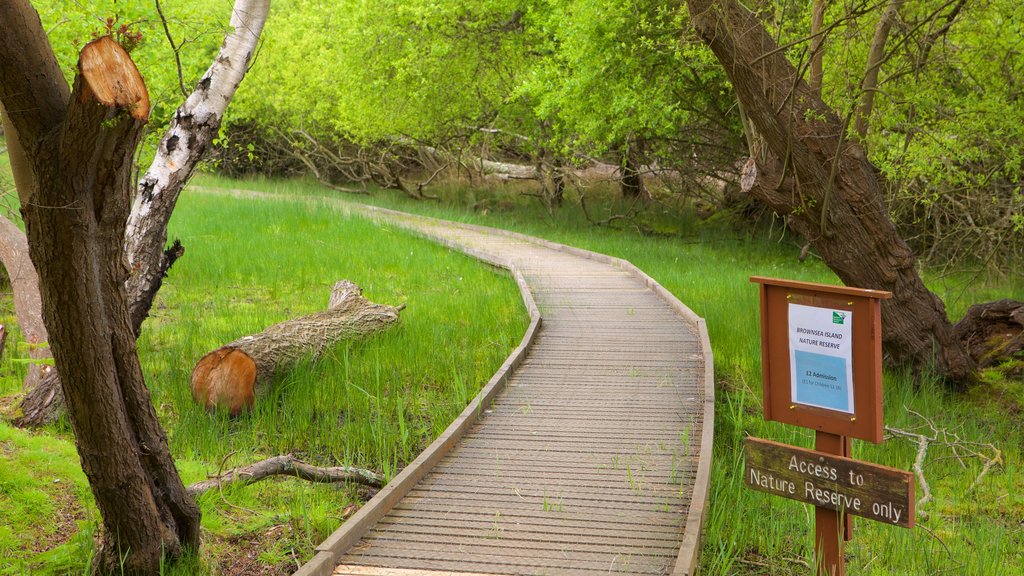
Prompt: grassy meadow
<box><xmin>0</xmin><ymin>186</ymin><xmax>526</xmax><ymax>573</ymax></box>
<box><xmin>0</xmin><ymin>166</ymin><xmax>1020</xmax><ymax>574</ymax></box>
<box><xmin>197</xmin><ymin>174</ymin><xmax>1023</xmax><ymax>575</ymax></box>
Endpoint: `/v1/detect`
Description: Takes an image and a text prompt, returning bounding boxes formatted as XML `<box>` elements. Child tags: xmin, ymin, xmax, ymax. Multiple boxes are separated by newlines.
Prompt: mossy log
<box><xmin>190</xmin><ymin>280</ymin><xmax>403</xmax><ymax>415</ymax></box>
<box><xmin>953</xmin><ymin>299</ymin><xmax>1024</xmax><ymax>368</ymax></box>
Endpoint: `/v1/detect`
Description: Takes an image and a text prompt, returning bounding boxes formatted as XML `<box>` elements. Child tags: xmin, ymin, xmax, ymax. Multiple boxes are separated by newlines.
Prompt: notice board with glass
<box><xmin>751</xmin><ymin>277</ymin><xmax>892</xmax><ymax>443</ymax></box>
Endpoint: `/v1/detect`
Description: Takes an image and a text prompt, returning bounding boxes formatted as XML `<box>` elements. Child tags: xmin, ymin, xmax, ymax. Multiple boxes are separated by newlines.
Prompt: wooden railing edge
<box><xmin>390</xmin><ymin>211</ymin><xmax>716</xmax><ymax>575</ymax></box>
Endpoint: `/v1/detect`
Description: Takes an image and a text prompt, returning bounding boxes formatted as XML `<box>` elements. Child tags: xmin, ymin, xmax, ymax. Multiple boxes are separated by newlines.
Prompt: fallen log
<box><xmin>190</xmin><ymin>280</ymin><xmax>403</xmax><ymax>415</ymax></box>
<box><xmin>953</xmin><ymin>299</ymin><xmax>1024</xmax><ymax>368</ymax></box>
<box><xmin>187</xmin><ymin>454</ymin><xmax>383</xmax><ymax>496</ymax></box>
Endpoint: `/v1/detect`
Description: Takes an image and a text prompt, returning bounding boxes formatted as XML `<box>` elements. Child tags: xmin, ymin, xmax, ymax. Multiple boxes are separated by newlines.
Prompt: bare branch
<box><xmin>187</xmin><ymin>454</ymin><xmax>384</xmax><ymax>496</ymax></box>
<box><xmin>154</xmin><ymin>0</ymin><xmax>189</xmax><ymax>98</ymax></box>
<box><xmin>885</xmin><ymin>408</ymin><xmax>1003</xmax><ymax>518</ymax></box>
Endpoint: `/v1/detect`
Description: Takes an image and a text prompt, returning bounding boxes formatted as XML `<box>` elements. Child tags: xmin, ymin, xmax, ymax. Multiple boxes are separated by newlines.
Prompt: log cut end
<box><xmin>190</xmin><ymin>347</ymin><xmax>257</xmax><ymax>415</ymax></box>
<box><xmin>79</xmin><ymin>36</ymin><xmax>150</xmax><ymax>120</ymax></box>
<box><xmin>190</xmin><ymin>281</ymin><xmax>402</xmax><ymax>415</ymax></box>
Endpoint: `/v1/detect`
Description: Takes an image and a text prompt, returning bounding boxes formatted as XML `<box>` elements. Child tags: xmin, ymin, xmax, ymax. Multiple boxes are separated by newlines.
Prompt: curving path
<box><xmin>205</xmin><ymin>190</ymin><xmax>714</xmax><ymax>576</ymax></box>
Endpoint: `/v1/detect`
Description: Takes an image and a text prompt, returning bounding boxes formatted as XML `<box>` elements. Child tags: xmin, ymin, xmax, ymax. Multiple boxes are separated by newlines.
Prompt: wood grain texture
<box><xmin>191</xmin><ymin>280</ymin><xmax>401</xmax><ymax>414</ymax></box>
<box><xmin>744</xmin><ymin>437</ymin><xmax>914</xmax><ymax>527</ymax></box>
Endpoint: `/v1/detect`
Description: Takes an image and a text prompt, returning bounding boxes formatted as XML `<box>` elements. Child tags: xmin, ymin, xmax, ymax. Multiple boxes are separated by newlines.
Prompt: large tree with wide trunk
<box><xmin>7</xmin><ymin>0</ymin><xmax>269</xmax><ymax>426</ymax></box>
<box><xmin>0</xmin><ymin>0</ymin><xmax>267</xmax><ymax>572</ymax></box>
<box><xmin>683</xmin><ymin>0</ymin><xmax>1021</xmax><ymax>384</ymax></box>
<box><xmin>0</xmin><ymin>20</ymin><xmax>200</xmax><ymax>573</ymax></box>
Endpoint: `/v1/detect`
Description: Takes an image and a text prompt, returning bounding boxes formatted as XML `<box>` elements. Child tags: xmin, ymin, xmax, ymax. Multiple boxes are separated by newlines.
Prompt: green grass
<box><xmin>1</xmin><ymin>163</ymin><xmax>1021</xmax><ymax>574</ymax></box>
<box><xmin>0</xmin><ymin>186</ymin><xmax>526</xmax><ymax>573</ymax></box>
<box><xmin>192</xmin><ymin>174</ymin><xmax>1024</xmax><ymax>575</ymax></box>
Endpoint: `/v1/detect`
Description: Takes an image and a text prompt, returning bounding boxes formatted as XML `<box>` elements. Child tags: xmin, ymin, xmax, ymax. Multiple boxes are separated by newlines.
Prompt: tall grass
<box><xmin>194</xmin><ymin>174</ymin><xmax>1023</xmax><ymax>575</ymax></box>
<box><xmin>0</xmin><ymin>187</ymin><xmax>526</xmax><ymax>573</ymax></box>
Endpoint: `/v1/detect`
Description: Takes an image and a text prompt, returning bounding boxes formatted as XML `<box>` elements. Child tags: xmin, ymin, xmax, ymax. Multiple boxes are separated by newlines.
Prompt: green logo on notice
<box><xmin>832</xmin><ymin>312</ymin><xmax>846</xmax><ymax>325</ymax></box>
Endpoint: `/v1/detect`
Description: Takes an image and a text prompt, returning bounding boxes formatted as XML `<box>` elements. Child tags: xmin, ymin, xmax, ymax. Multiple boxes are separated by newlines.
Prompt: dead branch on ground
<box><xmin>187</xmin><ymin>454</ymin><xmax>383</xmax><ymax>496</ymax></box>
<box><xmin>884</xmin><ymin>408</ymin><xmax>1003</xmax><ymax>518</ymax></box>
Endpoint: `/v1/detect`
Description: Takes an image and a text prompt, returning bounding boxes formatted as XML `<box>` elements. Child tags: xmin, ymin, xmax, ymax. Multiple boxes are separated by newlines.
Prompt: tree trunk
<box><xmin>1</xmin><ymin>106</ymin><xmax>58</xmax><ymax>426</ymax></box>
<box><xmin>855</xmin><ymin>0</ymin><xmax>905</xmax><ymax>140</ymax></box>
<box><xmin>0</xmin><ymin>194</ymin><xmax>51</xmax><ymax>394</ymax></box>
<box><xmin>8</xmin><ymin>0</ymin><xmax>269</xmax><ymax>427</ymax></box>
<box><xmin>0</xmin><ymin>27</ymin><xmax>200</xmax><ymax>574</ymax></box>
<box><xmin>620</xmin><ymin>142</ymin><xmax>648</xmax><ymax>199</ymax></box>
<box><xmin>124</xmin><ymin>0</ymin><xmax>269</xmax><ymax>332</ymax></box>
<box><xmin>809</xmin><ymin>0</ymin><xmax>826</xmax><ymax>95</ymax></box>
<box><xmin>686</xmin><ymin>0</ymin><xmax>976</xmax><ymax>384</ymax></box>
<box><xmin>191</xmin><ymin>281</ymin><xmax>403</xmax><ymax>415</ymax></box>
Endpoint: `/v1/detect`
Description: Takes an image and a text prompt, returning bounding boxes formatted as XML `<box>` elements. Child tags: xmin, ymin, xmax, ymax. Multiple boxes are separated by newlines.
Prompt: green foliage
<box><xmin>34</xmin><ymin>0</ymin><xmax>233</xmax><ymax>160</ymax></box>
<box><xmin>226</xmin><ymin>0</ymin><xmax>741</xmax><ymax>192</ymax></box>
<box><xmin>230</xmin><ymin>0</ymin><xmax>531</xmax><ymax>143</ymax></box>
<box><xmin>797</xmin><ymin>0</ymin><xmax>1024</xmax><ymax>267</ymax></box>
<box><xmin>519</xmin><ymin>0</ymin><xmax>727</xmax><ymax>155</ymax></box>
<box><xmin>232</xmin><ymin>0</ymin><xmax>1022</xmax><ymax>267</ymax></box>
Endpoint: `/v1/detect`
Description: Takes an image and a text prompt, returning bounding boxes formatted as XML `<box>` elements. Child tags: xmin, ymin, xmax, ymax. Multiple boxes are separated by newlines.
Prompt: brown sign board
<box><xmin>751</xmin><ymin>277</ymin><xmax>892</xmax><ymax>443</ymax></box>
<box><xmin>745</xmin><ymin>437</ymin><xmax>914</xmax><ymax>528</ymax></box>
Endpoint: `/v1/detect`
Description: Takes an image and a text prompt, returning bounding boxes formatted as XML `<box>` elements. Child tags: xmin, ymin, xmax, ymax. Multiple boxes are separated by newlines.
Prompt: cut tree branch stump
<box><xmin>190</xmin><ymin>280</ymin><xmax>403</xmax><ymax>415</ymax></box>
<box><xmin>953</xmin><ymin>299</ymin><xmax>1024</xmax><ymax>368</ymax></box>
<box><xmin>187</xmin><ymin>454</ymin><xmax>383</xmax><ymax>496</ymax></box>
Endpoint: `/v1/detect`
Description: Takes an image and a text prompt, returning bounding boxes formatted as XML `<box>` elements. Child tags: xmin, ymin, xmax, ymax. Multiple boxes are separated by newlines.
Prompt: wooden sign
<box><xmin>750</xmin><ymin>277</ymin><xmax>892</xmax><ymax>443</ymax></box>
<box><xmin>745</xmin><ymin>437</ymin><xmax>914</xmax><ymax>528</ymax></box>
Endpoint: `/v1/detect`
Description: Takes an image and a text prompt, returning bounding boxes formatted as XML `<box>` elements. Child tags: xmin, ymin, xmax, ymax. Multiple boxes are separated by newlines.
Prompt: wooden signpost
<box><xmin>748</xmin><ymin>277</ymin><xmax>914</xmax><ymax>576</ymax></box>
<box><xmin>745</xmin><ymin>438</ymin><xmax>914</xmax><ymax>528</ymax></box>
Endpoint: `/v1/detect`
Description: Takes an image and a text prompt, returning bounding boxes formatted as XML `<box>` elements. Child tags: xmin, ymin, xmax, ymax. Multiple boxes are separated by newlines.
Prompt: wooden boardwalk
<box><xmin>271</xmin><ymin>201</ymin><xmax>714</xmax><ymax>576</ymax></box>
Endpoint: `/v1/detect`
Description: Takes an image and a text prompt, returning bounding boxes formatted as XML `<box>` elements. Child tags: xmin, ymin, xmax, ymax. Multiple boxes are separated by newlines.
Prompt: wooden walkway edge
<box><xmin>198</xmin><ymin>189</ymin><xmax>713</xmax><ymax>576</ymax></box>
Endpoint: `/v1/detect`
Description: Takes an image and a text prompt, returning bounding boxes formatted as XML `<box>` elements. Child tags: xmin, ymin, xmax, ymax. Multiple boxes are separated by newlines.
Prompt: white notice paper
<box><xmin>788</xmin><ymin>303</ymin><xmax>854</xmax><ymax>413</ymax></box>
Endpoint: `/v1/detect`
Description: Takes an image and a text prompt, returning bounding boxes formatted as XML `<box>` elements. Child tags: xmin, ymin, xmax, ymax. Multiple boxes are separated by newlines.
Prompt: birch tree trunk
<box><xmin>10</xmin><ymin>0</ymin><xmax>269</xmax><ymax>426</ymax></box>
<box><xmin>125</xmin><ymin>0</ymin><xmax>270</xmax><ymax>330</ymax></box>
<box><xmin>0</xmin><ymin>25</ymin><xmax>200</xmax><ymax>573</ymax></box>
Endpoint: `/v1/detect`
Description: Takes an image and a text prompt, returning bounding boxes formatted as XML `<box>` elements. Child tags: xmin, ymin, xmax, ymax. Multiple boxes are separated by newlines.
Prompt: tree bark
<box><xmin>125</xmin><ymin>0</ymin><xmax>270</xmax><ymax>333</ymax></box>
<box><xmin>8</xmin><ymin>0</ymin><xmax>269</xmax><ymax>427</ymax></box>
<box><xmin>953</xmin><ymin>300</ymin><xmax>1024</xmax><ymax>368</ymax></box>
<box><xmin>809</xmin><ymin>0</ymin><xmax>826</xmax><ymax>95</ymax></box>
<box><xmin>855</xmin><ymin>0</ymin><xmax>905</xmax><ymax>140</ymax></box>
<box><xmin>686</xmin><ymin>0</ymin><xmax>976</xmax><ymax>383</ymax></box>
<box><xmin>0</xmin><ymin>25</ymin><xmax>200</xmax><ymax>574</ymax></box>
<box><xmin>191</xmin><ymin>281</ymin><xmax>403</xmax><ymax>415</ymax></box>
<box><xmin>620</xmin><ymin>140</ymin><xmax>648</xmax><ymax>199</ymax></box>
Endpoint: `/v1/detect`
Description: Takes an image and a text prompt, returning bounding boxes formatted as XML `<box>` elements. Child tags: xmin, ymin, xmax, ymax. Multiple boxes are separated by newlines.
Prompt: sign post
<box><xmin>748</xmin><ymin>277</ymin><xmax>913</xmax><ymax>576</ymax></box>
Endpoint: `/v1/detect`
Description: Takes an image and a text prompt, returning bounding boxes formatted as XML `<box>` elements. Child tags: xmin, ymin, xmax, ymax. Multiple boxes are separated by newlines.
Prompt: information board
<box><xmin>750</xmin><ymin>277</ymin><xmax>891</xmax><ymax>443</ymax></box>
